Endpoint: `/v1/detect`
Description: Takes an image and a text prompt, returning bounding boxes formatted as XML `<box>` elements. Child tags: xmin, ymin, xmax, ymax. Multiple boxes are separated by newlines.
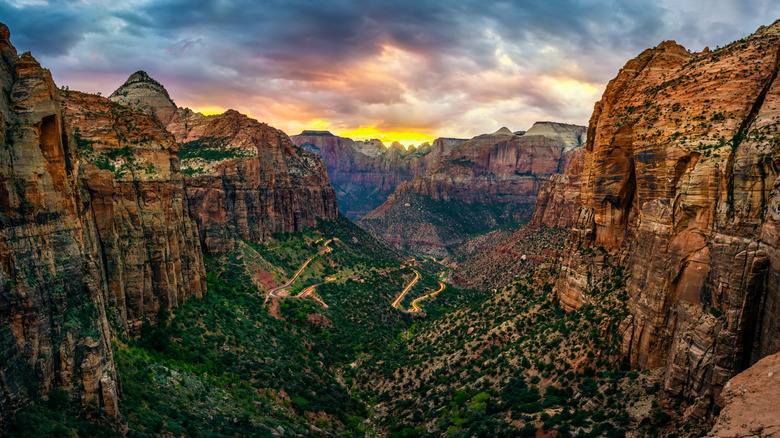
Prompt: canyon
<box><xmin>290</xmin><ymin>130</ymin><xmax>466</xmax><ymax>219</ymax></box>
<box><xmin>0</xmin><ymin>23</ymin><xmax>338</xmax><ymax>427</ymax></box>
<box><xmin>359</xmin><ymin>123</ymin><xmax>586</xmax><ymax>256</ymax></box>
<box><xmin>0</xmin><ymin>15</ymin><xmax>779</xmax><ymax>437</ymax></box>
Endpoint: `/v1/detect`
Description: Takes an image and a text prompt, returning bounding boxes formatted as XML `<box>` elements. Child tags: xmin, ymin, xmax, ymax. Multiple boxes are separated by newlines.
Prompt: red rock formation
<box><xmin>0</xmin><ymin>25</ymin><xmax>119</xmax><ymax>422</ymax></box>
<box><xmin>109</xmin><ymin>70</ymin><xmax>178</xmax><ymax>125</ymax></box>
<box><xmin>708</xmin><ymin>351</ymin><xmax>780</xmax><ymax>437</ymax></box>
<box><xmin>530</xmin><ymin>148</ymin><xmax>585</xmax><ymax>229</ymax></box>
<box><xmin>62</xmin><ymin>91</ymin><xmax>206</xmax><ymax>329</ymax></box>
<box><xmin>171</xmin><ymin>112</ymin><xmax>338</xmax><ymax>254</ymax></box>
<box><xmin>549</xmin><ymin>22</ymin><xmax>780</xmax><ymax>404</ymax></box>
<box><xmin>360</xmin><ymin>123</ymin><xmax>585</xmax><ymax>255</ymax></box>
<box><xmin>110</xmin><ymin>74</ymin><xmax>339</xmax><ymax>254</ymax></box>
<box><xmin>290</xmin><ymin>131</ymin><xmax>466</xmax><ymax>218</ymax></box>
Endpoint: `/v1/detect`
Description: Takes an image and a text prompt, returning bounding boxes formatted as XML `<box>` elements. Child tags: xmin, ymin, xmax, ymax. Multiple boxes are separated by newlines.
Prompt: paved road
<box><xmin>266</xmin><ymin>239</ymin><xmax>444</xmax><ymax>313</ymax></box>
<box><xmin>266</xmin><ymin>239</ymin><xmax>333</xmax><ymax>300</ymax></box>
<box><xmin>391</xmin><ymin>269</ymin><xmax>420</xmax><ymax>310</ymax></box>
<box><xmin>407</xmin><ymin>281</ymin><xmax>446</xmax><ymax>313</ymax></box>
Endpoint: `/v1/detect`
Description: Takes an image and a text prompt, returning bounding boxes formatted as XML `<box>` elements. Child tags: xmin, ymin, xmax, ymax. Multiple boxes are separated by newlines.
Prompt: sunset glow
<box><xmin>336</xmin><ymin>126</ymin><xmax>436</xmax><ymax>148</ymax></box>
<box><xmin>2</xmin><ymin>1</ymin><xmax>773</xmax><ymax>141</ymax></box>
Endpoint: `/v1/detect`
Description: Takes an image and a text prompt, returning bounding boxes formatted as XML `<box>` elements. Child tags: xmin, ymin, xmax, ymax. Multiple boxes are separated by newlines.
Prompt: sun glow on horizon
<box><xmin>336</xmin><ymin>126</ymin><xmax>435</xmax><ymax>148</ymax></box>
<box><xmin>193</xmin><ymin>106</ymin><xmax>228</xmax><ymax>116</ymax></box>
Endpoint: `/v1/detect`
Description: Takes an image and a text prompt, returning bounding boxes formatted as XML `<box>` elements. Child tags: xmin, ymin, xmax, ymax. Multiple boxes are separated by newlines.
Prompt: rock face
<box><xmin>62</xmin><ymin>90</ymin><xmax>206</xmax><ymax>330</ymax></box>
<box><xmin>548</xmin><ymin>22</ymin><xmax>780</xmax><ymax>404</ymax></box>
<box><xmin>0</xmin><ymin>24</ymin><xmax>119</xmax><ymax>422</ymax></box>
<box><xmin>359</xmin><ymin>123</ymin><xmax>585</xmax><ymax>256</ymax></box>
<box><xmin>0</xmin><ymin>23</ymin><xmax>335</xmax><ymax>425</ymax></box>
<box><xmin>530</xmin><ymin>148</ymin><xmax>585</xmax><ymax>229</ymax></box>
<box><xmin>172</xmin><ymin>113</ymin><xmax>339</xmax><ymax>254</ymax></box>
<box><xmin>290</xmin><ymin>130</ymin><xmax>466</xmax><ymax>219</ymax></box>
<box><xmin>109</xmin><ymin>74</ymin><xmax>339</xmax><ymax>255</ymax></box>
<box><xmin>109</xmin><ymin>70</ymin><xmax>178</xmax><ymax>125</ymax></box>
<box><xmin>708</xmin><ymin>351</ymin><xmax>780</xmax><ymax>437</ymax></box>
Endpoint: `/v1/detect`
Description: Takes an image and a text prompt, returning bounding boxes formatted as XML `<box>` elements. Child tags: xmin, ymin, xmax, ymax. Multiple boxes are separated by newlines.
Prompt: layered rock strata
<box><xmin>360</xmin><ymin>123</ymin><xmax>585</xmax><ymax>256</ymax></box>
<box><xmin>0</xmin><ymin>24</ymin><xmax>119</xmax><ymax>423</ymax></box>
<box><xmin>110</xmin><ymin>75</ymin><xmax>339</xmax><ymax>255</ymax></box>
<box><xmin>62</xmin><ymin>91</ymin><xmax>206</xmax><ymax>329</ymax></box>
<box><xmin>548</xmin><ymin>22</ymin><xmax>780</xmax><ymax>404</ymax></box>
<box><xmin>290</xmin><ymin>131</ymin><xmax>466</xmax><ymax>218</ymax></box>
<box><xmin>108</xmin><ymin>70</ymin><xmax>178</xmax><ymax>125</ymax></box>
<box><xmin>175</xmin><ymin>111</ymin><xmax>339</xmax><ymax>254</ymax></box>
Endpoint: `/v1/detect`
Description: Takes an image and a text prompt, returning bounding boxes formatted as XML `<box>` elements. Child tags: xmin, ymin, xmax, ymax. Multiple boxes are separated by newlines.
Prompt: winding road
<box><xmin>265</xmin><ymin>238</ymin><xmax>445</xmax><ymax>313</ymax></box>
<box><xmin>266</xmin><ymin>239</ymin><xmax>333</xmax><ymax>302</ymax></box>
<box><xmin>407</xmin><ymin>281</ymin><xmax>446</xmax><ymax>312</ymax></box>
<box><xmin>392</xmin><ymin>269</ymin><xmax>446</xmax><ymax>313</ymax></box>
<box><xmin>391</xmin><ymin>269</ymin><xmax>420</xmax><ymax>309</ymax></box>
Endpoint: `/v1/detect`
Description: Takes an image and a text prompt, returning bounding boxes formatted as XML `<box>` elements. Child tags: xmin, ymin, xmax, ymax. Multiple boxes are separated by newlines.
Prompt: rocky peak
<box><xmin>0</xmin><ymin>22</ymin><xmax>15</xmax><ymax>55</ymax></box>
<box><xmin>755</xmin><ymin>18</ymin><xmax>780</xmax><ymax>36</ymax></box>
<box><xmin>109</xmin><ymin>70</ymin><xmax>177</xmax><ymax>125</ymax></box>
<box><xmin>492</xmin><ymin>127</ymin><xmax>514</xmax><ymax>136</ymax></box>
<box><xmin>388</xmin><ymin>141</ymin><xmax>405</xmax><ymax>152</ymax></box>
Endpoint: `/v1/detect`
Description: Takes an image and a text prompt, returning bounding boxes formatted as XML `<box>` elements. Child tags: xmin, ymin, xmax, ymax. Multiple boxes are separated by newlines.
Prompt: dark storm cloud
<box><xmin>1</xmin><ymin>0</ymin><xmax>778</xmax><ymax>138</ymax></box>
<box><xmin>0</xmin><ymin>2</ymin><xmax>95</xmax><ymax>55</ymax></box>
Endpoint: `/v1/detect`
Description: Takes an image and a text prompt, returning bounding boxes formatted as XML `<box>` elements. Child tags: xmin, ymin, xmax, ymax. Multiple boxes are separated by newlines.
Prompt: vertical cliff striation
<box><xmin>109</xmin><ymin>74</ymin><xmax>339</xmax><ymax>255</ymax></box>
<box><xmin>548</xmin><ymin>22</ymin><xmax>780</xmax><ymax>407</ymax></box>
<box><xmin>0</xmin><ymin>24</ymin><xmax>119</xmax><ymax>423</ymax></box>
<box><xmin>62</xmin><ymin>90</ymin><xmax>206</xmax><ymax>329</ymax></box>
<box><xmin>290</xmin><ymin>131</ymin><xmax>466</xmax><ymax>219</ymax></box>
<box><xmin>174</xmin><ymin>111</ymin><xmax>339</xmax><ymax>254</ymax></box>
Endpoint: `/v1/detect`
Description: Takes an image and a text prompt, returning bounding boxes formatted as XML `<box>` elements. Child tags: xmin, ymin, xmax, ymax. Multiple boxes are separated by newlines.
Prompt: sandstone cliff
<box><xmin>109</xmin><ymin>70</ymin><xmax>178</xmax><ymax>125</ymax></box>
<box><xmin>707</xmin><ymin>351</ymin><xmax>780</xmax><ymax>437</ymax></box>
<box><xmin>0</xmin><ymin>24</ymin><xmax>119</xmax><ymax>423</ymax></box>
<box><xmin>359</xmin><ymin>122</ymin><xmax>585</xmax><ymax>256</ymax></box>
<box><xmin>110</xmin><ymin>75</ymin><xmax>339</xmax><ymax>255</ymax></box>
<box><xmin>62</xmin><ymin>90</ymin><xmax>206</xmax><ymax>330</ymax></box>
<box><xmin>290</xmin><ymin>131</ymin><xmax>466</xmax><ymax>218</ymax></box>
<box><xmin>173</xmin><ymin>112</ymin><xmax>339</xmax><ymax>254</ymax></box>
<box><xmin>530</xmin><ymin>148</ymin><xmax>585</xmax><ymax>229</ymax></box>
<box><xmin>546</xmin><ymin>22</ymin><xmax>780</xmax><ymax>408</ymax></box>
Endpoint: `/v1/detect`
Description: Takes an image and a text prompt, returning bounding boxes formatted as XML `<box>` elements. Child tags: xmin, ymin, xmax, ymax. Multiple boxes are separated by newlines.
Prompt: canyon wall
<box><xmin>62</xmin><ymin>90</ymin><xmax>206</xmax><ymax>330</ymax></box>
<box><xmin>290</xmin><ymin>131</ymin><xmax>466</xmax><ymax>219</ymax></box>
<box><xmin>0</xmin><ymin>32</ymin><xmax>338</xmax><ymax>423</ymax></box>
<box><xmin>173</xmin><ymin>111</ymin><xmax>339</xmax><ymax>254</ymax></box>
<box><xmin>111</xmin><ymin>73</ymin><xmax>339</xmax><ymax>255</ymax></box>
<box><xmin>0</xmin><ymin>25</ymin><xmax>119</xmax><ymax>423</ymax></box>
<box><xmin>359</xmin><ymin>123</ymin><xmax>585</xmax><ymax>256</ymax></box>
<box><xmin>547</xmin><ymin>22</ymin><xmax>780</xmax><ymax>407</ymax></box>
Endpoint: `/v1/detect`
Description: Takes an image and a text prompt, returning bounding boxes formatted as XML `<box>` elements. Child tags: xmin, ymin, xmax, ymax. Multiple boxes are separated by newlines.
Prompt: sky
<box><xmin>2</xmin><ymin>0</ymin><xmax>779</xmax><ymax>145</ymax></box>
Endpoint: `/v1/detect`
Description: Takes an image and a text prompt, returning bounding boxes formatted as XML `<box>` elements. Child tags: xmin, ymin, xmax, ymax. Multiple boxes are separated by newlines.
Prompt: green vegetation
<box><xmin>3</xmin><ymin>217</ymin><xmax>711</xmax><ymax>437</ymax></box>
<box><xmin>179</xmin><ymin>137</ymin><xmax>252</xmax><ymax>162</ymax></box>
<box><xmin>4</xmin><ymin>390</ymin><xmax>121</xmax><ymax>438</ymax></box>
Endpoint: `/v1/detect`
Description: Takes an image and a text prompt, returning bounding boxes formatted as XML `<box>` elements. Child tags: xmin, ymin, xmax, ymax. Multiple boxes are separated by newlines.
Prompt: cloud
<box><xmin>1</xmin><ymin>0</ymin><xmax>778</xmax><ymax>140</ymax></box>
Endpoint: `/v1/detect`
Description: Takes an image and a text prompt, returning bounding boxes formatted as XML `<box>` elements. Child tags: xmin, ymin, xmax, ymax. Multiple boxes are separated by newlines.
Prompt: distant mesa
<box><xmin>359</xmin><ymin>121</ymin><xmax>586</xmax><ymax>257</ymax></box>
<box><xmin>299</xmin><ymin>130</ymin><xmax>336</xmax><ymax>136</ymax></box>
